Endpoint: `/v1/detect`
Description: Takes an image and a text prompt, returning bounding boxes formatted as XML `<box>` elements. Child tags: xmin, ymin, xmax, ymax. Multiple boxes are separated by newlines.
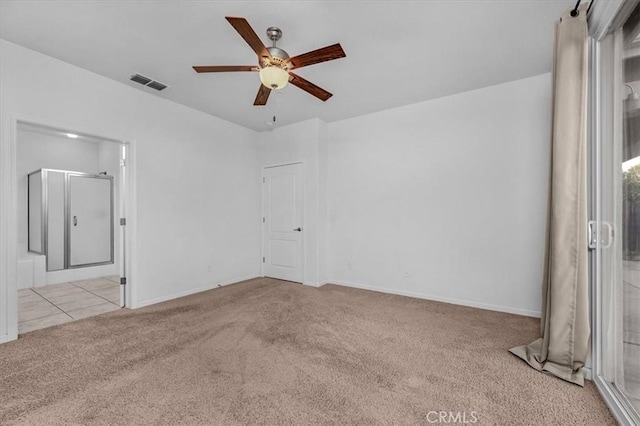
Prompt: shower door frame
<box><xmin>65</xmin><ymin>171</ymin><xmax>115</xmax><ymax>269</ymax></box>
<box><xmin>26</xmin><ymin>169</ymin><xmax>45</xmax><ymax>257</ymax></box>
<box><xmin>27</xmin><ymin>169</ymin><xmax>115</xmax><ymax>271</ymax></box>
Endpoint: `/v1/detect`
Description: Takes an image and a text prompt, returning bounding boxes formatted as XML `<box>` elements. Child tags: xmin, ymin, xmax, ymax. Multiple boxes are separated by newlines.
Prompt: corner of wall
<box><xmin>317</xmin><ymin>120</ymin><xmax>329</xmax><ymax>285</ymax></box>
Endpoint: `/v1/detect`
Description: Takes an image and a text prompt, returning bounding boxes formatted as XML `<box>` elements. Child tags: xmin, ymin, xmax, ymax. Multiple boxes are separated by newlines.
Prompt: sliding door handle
<box><xmin>73</xmin><ymin>216</ymin><xmax>78</xmax><ymax>227</ymax></box>
<box><xmin>588</xmin><ymin>220</ymin><xmax>614</xmax><ymax>250</ymax></box>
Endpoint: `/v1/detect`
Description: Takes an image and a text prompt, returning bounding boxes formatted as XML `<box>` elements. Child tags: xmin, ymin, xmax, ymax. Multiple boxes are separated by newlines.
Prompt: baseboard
<box><xmin>136</xmin><ymin>275</ymin><xmax>542</xmax><ymax>320</ymax></box>
<box><xmin>303</xmin><ymin>281</ymin><xmax>327</xmax><ymax>288</ymax></box>
<box><xmin>583</xmin><ymin>366</ymin><xmax>593</xmax><ymax>381</ymax></box>
<box><xmin>330</xmin><ymin>280</ymin><xmax>541</xmax><ymax>318</ymax></box>
<box><xmin>0</xmin><ymin>331</ymin><xmax>17</xmax><ymax>344</ymax></box>
<box><xmin>136</xmin><ymin>274</ymin><xmax>260</xmax><ymax>309</ymax></box>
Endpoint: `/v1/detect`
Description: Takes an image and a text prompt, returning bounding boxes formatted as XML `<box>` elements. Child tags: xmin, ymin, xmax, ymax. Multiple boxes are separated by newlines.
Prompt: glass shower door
<box><xmin>68</xmin><ymin>174</ymin><xmax>113</xmax><ymax>267</ymax></box>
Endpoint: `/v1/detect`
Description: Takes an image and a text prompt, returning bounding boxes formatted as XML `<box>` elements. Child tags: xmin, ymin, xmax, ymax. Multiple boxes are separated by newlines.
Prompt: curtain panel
<box><xmin>509</xmin><ymin>2</ymin><xmax>590</xmax><ymax>386</ymax></box>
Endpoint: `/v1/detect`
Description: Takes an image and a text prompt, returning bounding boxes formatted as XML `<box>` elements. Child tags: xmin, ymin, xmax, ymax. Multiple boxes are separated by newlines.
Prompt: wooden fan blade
<box><xmin>225</xmin><ymin>17</ymin><xmax>270</xmax><ymax>59</ymax></box>
<box><xmin>287</xmin><ymin>43</ymin><xmax>346</xmax><ymax>69</ymax></box>
<box><xmin>289</xmin><ymin>72</ymin><xmax>333</xmax><ymax>101</ymax></box>
<box><xmin>193</xmin><ymin>65</ymin><xmax>257</xmax><ymax>73</ymax></box>
<box><xmin>254</xmin><ymin>84</ymin><xmax>271</xmax><ymax>106</ymax></box>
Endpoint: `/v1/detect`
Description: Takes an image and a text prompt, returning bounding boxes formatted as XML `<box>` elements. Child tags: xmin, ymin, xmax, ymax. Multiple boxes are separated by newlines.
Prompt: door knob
<box><xmin>293</xmin><ymin>227</ymin><xmax>302</xmax><ymax>232</ymax></box>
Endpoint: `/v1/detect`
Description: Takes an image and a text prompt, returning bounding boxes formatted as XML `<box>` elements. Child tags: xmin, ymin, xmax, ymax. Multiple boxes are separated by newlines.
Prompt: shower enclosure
<box><xmin>28</xmin><ymin>168</ymin><xmax>114</xmax><ymax>271</ymax></box>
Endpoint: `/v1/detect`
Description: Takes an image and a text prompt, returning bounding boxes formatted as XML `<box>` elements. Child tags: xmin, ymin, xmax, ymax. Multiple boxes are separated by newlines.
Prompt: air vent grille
<box><xmin>130</xmin><ymin>74</ymin><xmax>152</xmax><ymax>85</ymax></box>
<box><xmin>146</xmin><ymin>80</ymin><xmax>168</xmax><ymax>91</ymax></box>
<box><xmin>129</xmin><ymin>73</ymin><xmax>169</xmax><ymax>91</ymax></box>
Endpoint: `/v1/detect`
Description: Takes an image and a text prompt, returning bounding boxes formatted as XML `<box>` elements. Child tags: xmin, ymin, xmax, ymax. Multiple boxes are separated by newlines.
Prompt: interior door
<box><xmin>68</xmin><ymin>174</ymin><xmax>113</xmax><ymax>267</ymax></box>
<box><xmin>263</xmin><ymin>163</ymin><xmax>303</xmax><ymax>283</ymax></box>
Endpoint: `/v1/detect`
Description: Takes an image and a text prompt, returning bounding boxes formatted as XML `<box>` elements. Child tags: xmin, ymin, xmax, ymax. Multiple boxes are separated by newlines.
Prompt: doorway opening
<box><xmin>15</xmin><ymin>122</ymin><xmax>129</xmax><ymax>335</ymax></box>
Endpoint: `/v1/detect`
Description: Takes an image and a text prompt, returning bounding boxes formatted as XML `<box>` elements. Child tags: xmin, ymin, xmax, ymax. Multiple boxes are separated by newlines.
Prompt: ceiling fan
<box><xmin>193</xmin><ymin>17</ymin><xmax>346</xmax><ymax>106</ymax></box>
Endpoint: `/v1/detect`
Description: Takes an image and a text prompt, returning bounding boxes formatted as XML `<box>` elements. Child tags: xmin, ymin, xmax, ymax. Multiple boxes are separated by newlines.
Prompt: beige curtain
<box><xmin>509</xmin><ymin>3</ymin><xmax>590</xmax><ymax>386</ymax></box>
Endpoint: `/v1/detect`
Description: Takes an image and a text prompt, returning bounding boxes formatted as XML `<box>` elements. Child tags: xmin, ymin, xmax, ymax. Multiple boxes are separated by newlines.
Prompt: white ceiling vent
<box><xmin>129</xmin><ymin>73</ymin><xmax>168</xmax><ymax>91</ymax></box>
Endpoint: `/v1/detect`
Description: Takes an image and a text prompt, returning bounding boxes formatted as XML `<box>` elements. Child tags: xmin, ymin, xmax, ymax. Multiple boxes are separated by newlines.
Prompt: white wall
<box><xmin>327</xmin><ymin>74</ymin><xmax>552</xmax><ymax>317</ymax></box>
<box><xmin>1</xmin><ymin>40</ymin><xmax>261</xmax><ymax>341</ymax></box>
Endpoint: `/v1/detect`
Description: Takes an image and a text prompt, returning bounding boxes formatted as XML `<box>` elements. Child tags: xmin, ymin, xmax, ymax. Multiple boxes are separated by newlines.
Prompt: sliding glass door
<box><xmin>593</xmin><ymin>1</ymin><xmax>640</xmax><ymax>423</ymax></box>
<box><xmin>620</xmin><ymin>3</ymin><xmax>640</xmax><ymax>414</ymax></box>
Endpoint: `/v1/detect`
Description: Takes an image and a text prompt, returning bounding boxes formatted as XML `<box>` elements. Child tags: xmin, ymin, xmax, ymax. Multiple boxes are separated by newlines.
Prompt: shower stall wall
<box><xmin>28</xmin><ymin>169</ymin><xmax>114</xmax><ymax>272</ymax></box>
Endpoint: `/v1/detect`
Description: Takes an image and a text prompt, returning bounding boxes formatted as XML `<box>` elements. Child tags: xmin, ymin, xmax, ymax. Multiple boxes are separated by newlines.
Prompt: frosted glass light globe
<box><xmin>259</xmin><ymin>66</ymin><xmax>289</xmax><ymax>90</ymax></box>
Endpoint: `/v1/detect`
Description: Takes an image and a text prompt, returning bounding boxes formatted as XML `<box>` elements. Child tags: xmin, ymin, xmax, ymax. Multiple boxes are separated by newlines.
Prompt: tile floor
<box><xmin>18</xmin><ymin>276</ymin><xmax>121</xmax><ymax>334</ymax></box>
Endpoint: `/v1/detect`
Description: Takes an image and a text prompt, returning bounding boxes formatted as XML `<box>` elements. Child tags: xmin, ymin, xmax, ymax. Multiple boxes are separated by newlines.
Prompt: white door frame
<box><xmin>0</xmin><ymin>113</ymin><xmax>138</xmax><ymax>344</ymax></box>
<box><xmin>261</xmin><ymin>161</ymin><xmax>306</xmax><ymax>283</ymax></box>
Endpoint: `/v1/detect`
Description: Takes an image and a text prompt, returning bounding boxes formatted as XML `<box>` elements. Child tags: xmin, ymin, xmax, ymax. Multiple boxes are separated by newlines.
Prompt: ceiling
<box><xmin>0</xmin><ymin>1</ymin><xmax>575</xmax><ymax>131</ymax></box>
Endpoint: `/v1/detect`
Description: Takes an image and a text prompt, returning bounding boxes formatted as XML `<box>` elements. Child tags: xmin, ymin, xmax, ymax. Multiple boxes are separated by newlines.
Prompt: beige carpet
<box><xmin>0</xmin><ymin>278</ymin><xmax>615</xmax><ymax>425</ymax></box>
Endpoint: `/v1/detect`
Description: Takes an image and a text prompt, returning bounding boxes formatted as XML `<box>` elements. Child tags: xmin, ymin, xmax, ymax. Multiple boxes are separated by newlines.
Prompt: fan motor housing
<box><xmin>267</xmin><ymin>46</ymin><xmax>289</xmax><ymax>60</ymax></box>
<box><xmin>262</xmin><ymin>46</ymin><xmax>291</xmax><ymax>70</ymax></box>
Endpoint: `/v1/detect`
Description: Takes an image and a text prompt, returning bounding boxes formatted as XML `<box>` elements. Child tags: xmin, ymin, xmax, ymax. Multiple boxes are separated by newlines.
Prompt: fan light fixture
<box><xmin>259</xmin><ymin>66</ymin><xmax>289</xmax><ymax>90</ymax></box>
<box><xmin>192</xmin><ymin>18</ymin><xmax>346</xmax><ymax>105</ymax></box>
